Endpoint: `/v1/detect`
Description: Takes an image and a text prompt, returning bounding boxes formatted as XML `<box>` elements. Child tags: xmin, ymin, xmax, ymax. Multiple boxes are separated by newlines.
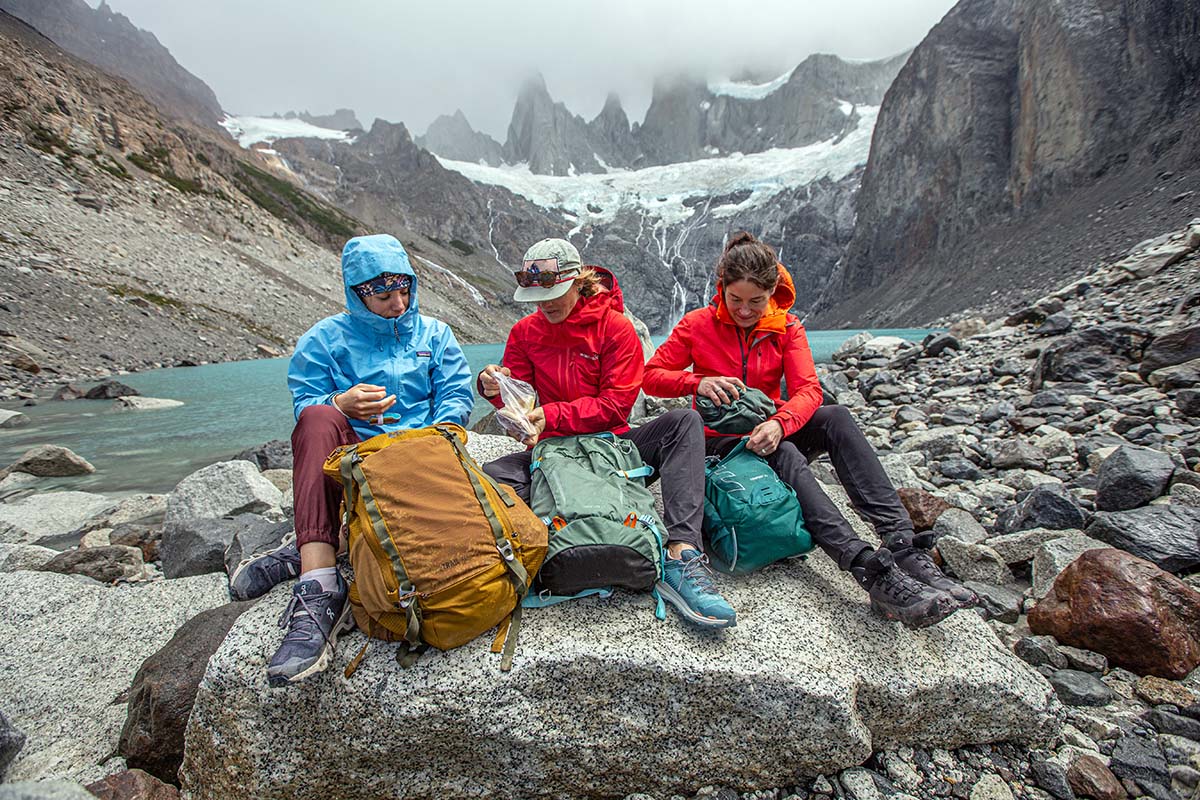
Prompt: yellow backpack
<box><xmin>323</xmin><ymin>423</ymin><xmax>547</xmax><ymax>671</ymax></box>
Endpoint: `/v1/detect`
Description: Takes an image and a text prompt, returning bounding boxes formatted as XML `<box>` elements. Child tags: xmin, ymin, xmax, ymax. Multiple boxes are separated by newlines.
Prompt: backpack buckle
<box><xmin>498</xmin><ymin>540</ymin><xmax>515</xmax><ymax>562</ymax></box>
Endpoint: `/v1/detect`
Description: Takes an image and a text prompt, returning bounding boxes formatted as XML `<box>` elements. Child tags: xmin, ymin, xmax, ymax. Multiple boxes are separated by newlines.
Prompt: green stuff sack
<box><xmin>694</xmin><ymin>387</ymin><xmax>777</xmax><ymax>434</ymax></box>
<box><xmin>527</xmin><ymin>433</ymin><xmax>665</xmax><ymax>603</ymax></box>
<box><xmin>702</xmin><ymin>439</ymin><xmax>813</xmax><ymax>574</ymax></box>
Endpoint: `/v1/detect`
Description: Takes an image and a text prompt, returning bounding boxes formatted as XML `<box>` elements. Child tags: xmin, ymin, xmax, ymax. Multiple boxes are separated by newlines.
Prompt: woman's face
<box><xmin>723</xmin><ymin>279</ymin><xmax>773</xmax><ymax>329</ymax></box>
<box><xmin>363</xmin><ymin>288</ymin><xmax>411</xmax><ymax>318</ymax></box>
<box><xmin>536</xmin><ymin>282</ymin><xmax>581</xmax><ymax>325</ymax></box>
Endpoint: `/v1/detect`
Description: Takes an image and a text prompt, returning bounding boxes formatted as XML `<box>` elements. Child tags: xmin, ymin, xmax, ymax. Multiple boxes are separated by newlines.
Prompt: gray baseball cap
<box><xmin>513</xmin><ymin>238</ymin><xmax>582</xmax><ymax>302</ymax></box>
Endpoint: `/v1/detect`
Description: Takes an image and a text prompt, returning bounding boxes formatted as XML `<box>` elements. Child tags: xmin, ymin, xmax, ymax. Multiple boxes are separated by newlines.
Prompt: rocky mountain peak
<box><xmin>587</xmin><ymin>92</ymin><xmax>637</xmax><ymax>168</ymax></box>
<box><xmin>283</xmin><ymin>108</ymin><xmax>362</xmax><ymax>130</ymax></box>
<box><xmin>0</xmin><ymin>0</ymin><xmax>224</xmax><ymax>130</ymax></box>
<box><xmin>503</xmin><ymin>71</ymin><xmax>603</xmax><ymax>176</ymax></box>
<box><xmin>416</xmin><ymin>108</ymin><xmax>504</xmax><ymax>166</ymax></box>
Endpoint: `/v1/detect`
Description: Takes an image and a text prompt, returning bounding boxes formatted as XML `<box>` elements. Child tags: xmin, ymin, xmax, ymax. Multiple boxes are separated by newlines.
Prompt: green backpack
<box><xmin>702</xmin><ymin>439</ymin><xmax>814</xmax><ymax>574</ymax></box>
<box><xmin>526</xmin><ymin>433</ymin><xmax>666</xmax><ymax>612</ymax></box>
<box><xmin>694</xmin><ymin>387</ymin><xmax>778</xmax><ymax>434</ymax></box>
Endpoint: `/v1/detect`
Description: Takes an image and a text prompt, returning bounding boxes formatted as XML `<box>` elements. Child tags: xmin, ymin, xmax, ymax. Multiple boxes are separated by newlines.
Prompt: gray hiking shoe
<box><xmin>229</xmin><ymin>533</ymin><xmax>301</xmax><ymax>601</ymax></box>
<box><xmin>852</xmin><ymin>548</ymin><xmax>958</xmax><ymax>629</ymax></box>
<box><xmin>894</xmin><ymin>547</ymin><xmax>978</xmax><ymax>607</ymax></box>
<box><xmin>267</xmin><ymin>573</ymin><xmax>352</xmax><ymax>687</ymax></box>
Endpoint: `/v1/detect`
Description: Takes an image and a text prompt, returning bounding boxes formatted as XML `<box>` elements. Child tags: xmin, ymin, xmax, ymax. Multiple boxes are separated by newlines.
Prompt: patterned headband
<box><xmin>353</xmin><ymin>273</ymin><xmax>411</xmax><ymax>300</ymax></box>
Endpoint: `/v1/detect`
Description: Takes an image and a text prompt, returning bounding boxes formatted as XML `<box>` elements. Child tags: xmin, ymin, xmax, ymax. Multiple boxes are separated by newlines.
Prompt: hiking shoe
<box><xmin>852</xmin><ymin>548</ymin><xmax>957</xmax><ymax>630</ymax></box>
<box><xmin>229</xmin><ymin>533</ymin><xmax>301</xmax><ymax>601</ymax></box>
<box><xmin>656</xmin><ymin>548</ymin><xmax>737</xmax><ymax>629</ymax></box>
<box><xmin>267</xmin><ymin>573</ymin><xmax>352</xmax><ymax>687</ymax></box>
<box><xmin>894</xmin><ymin>547</ymin><xmax>978</xmax><ymax>607</ymax></box>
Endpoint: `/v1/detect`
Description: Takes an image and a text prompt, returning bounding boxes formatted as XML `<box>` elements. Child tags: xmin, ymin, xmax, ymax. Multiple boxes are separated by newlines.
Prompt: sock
<box><xmin>299</xmin><ymin>567</ymin><xmax>340</xmax><ymax>593</ymax></box>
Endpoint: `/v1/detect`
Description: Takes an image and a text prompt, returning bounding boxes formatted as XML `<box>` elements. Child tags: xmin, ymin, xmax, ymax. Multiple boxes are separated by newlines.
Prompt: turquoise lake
<box><xmin>0</xmin><ymin>330</ymin><xmax>931</xmax><ymax>495</ymax></box>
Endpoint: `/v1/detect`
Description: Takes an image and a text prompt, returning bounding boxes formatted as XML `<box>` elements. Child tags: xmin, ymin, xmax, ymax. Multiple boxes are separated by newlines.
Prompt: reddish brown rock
<box><xmin>1067</xmin><ymin>754</ymin><xmax>1127</xmax><ymax>800</ymax></box>
<box><xmin>1028</xmin><ymin>548</ymin><xmax>1200</xmax><ymax>679</ymax></box>
<box><xmin>86</xmin><ymin>768</ymin><xmax>180</xmax><ymax>799</ymax></box>
<box><xmin>897</xmin><ymin>488</ymin><xmax>952</xmax><ymax>531</ymax></box>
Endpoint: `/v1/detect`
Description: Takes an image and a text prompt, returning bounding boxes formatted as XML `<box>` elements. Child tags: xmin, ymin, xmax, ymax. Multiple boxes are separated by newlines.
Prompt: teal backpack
<box><xmin>702</xmin><ymin>439</ymin><xmax>813</xmax><ymax>574</ymax></box>
<box><xmin>694</xmin><ymin>387</ymin><xmax>778</xmax><ymax>434</ymax></box>
<box><xmin>526</xmin><ymin>433</ymin><xmax>666</xmax><ymax>614</ymax></box>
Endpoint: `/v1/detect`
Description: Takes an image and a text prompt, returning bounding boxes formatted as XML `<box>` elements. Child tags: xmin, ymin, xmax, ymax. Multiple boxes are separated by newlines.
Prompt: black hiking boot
<box><xmin>852</xmin><ymin>548</ymin><xmax>958</xmax><ymax>629</ymax></box>
<box><xmin>892</xmin><ymin>546</ymin><xmax>978</xmax><ymax>608</ymax></box>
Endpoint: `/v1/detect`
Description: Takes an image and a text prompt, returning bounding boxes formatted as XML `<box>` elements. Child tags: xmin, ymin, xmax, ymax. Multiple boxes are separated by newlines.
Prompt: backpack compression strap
<box><xmin>337</xmin><ymin>448</ymin><xmax>423</xmax><ymax>647</ymax></box>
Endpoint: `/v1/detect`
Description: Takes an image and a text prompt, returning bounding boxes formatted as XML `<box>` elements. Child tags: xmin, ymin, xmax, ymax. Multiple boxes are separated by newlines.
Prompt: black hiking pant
<box><xmin>705</xmin><ymin>405</ymin><xmax>915</xmax><ymax>571</ymax></box>
<box><xmin>482</xmin><ymin>408</ymin><xmax>705</xmax><ymax>550</ymax></box>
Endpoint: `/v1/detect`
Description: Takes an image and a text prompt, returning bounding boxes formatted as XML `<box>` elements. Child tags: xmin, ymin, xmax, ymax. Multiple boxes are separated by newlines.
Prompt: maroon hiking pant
<box><xmin>291</xmin><ymin>405</ymin><xmax>359</xmax><ymax>549</ymax></box>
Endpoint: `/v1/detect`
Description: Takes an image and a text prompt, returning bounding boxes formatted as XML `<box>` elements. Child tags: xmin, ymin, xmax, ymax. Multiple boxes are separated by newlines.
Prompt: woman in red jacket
<box><xmin>643</xmin><ymin>232</ymin><xmax>975</xmax><ymax>629</ymax></box>
<box><xmin>478</xmin><ymin>238</ymin><xmax>735</xmax><ymax>630</ymax></box>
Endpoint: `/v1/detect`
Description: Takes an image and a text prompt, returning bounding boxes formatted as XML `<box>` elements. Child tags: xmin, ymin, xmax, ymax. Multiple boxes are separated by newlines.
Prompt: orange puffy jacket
<box><xmin>643</xmin><ymin>264</ymin><xmax>823</xmax><ymax>438</ymax></box>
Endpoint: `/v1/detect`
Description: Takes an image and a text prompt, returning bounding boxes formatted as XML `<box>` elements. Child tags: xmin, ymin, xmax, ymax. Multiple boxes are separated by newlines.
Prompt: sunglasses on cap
<box><xmin>513</xmin><ymin>258</ymin><xmax>578</xmax><ymax>288</ymax></box>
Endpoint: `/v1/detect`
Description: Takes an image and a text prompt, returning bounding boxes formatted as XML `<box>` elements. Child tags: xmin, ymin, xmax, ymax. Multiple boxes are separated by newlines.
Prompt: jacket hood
<box><xmin>341</xmin><ymin>234</ymin><xmax>419</xmax><ymax>335</ymax></box>
<box><xmin>712</xmin><ymin>263</ymin><xmax>796</xmax><ymax>335</ymax></box>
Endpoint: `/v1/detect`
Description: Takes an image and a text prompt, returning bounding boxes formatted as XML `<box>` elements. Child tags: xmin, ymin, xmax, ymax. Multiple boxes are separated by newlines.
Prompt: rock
<box><xmin>466</xmin><ymin>432</ymin><xmax>526</xmax><ymax>465</ymax></box>
<box><xmin>1029</xmin><ymin>549</ymin><xmax>1200</xmax><ymax>679</ymax></box>
<box><xmin>1086</xmin><ymin>506</ymin><xmax>1200</xmax><ymax>573</ymax></box>
<box><xmin>164</xmin><ymin>461</ymin><xmax>283</xmax><ymax>527</ymax></box>
<box><xmin>234</xmin><ymin>440</ymin><xmax>293</xmax><ymax>471</ymax></box>
<box><xmin>1</xmin><ymin>708</ymin><xmax>25</xmax><ymax>780</ymax></box>
<box><xmin>109</xmin><ymin>524</ymin><xmax>163</xmax><ymax>563</ymax></box>
<box><xmin>0</xmin><ymin>782</ymin><xmax>97</xmax><ymax>799</ymax></box>
<box><xmin>1058</xmin><ymin>646</ymin><xmax>1108</xmax><ymax>674</ymax></box>
<box><xmin>988</xmin><ymin>528</ymin><xmax>1073</xmax><ymax>565</ymax></box>
<box><xmin>221</xmin><ymin>517</ymin><xmax>293</xmax><ymax>578</ymax></box>
<box><xmin>897</xmin><ymin>488</ymin><xmax>951</xmax><ymax>531</ymax></box>
<box><xmin>1096</xmin><ymin>447</ymin><xmax>1176</xmax><ymax>511</ymax></box>
<box><xmin>1034</xmin><ymin>314</ymin><xmax>1073</xmax><ymax>337</ymax></box>
<box><xmin>0</xmin><ymin>409</ymin><xmax>29</xmax><ymax>429</ymax></box>
<box><xmin>1016</xmin><ymin>636</ymin><xmax>1069</xmax><ymax>669</ymax></box>
<box><xmin>84</xmin><ymin>380</ymin><xmax>139</xmax><ymax>400</ymax></box>
<box><xmin>1032</xmin><ymin>535</ymin><xmax>1109</xmax><ymax>598</ymax></box>
<box><xmin>1147</xmin><ymin>358</ymin><xmax>1200</xmax><ymax>391</ymax></box>
<box><xmin>0</xmin><ymin>572</ymin><xmax>227</xmax><ymax>783</ymax></box>
<box><xmin>1032</xmin><ymin>327</ymin><xmax>1154</xmax><ymax>390</ymax></box>
<box><xmin>258</xmin><ymin>469</ymin><xmax>292</xmax><ymax>494</ymax></box>
<box><xmin>9</xmin><ymin>353</ymin><xmax>40</xmax><ymax>374</ymax></box>
<box><xmin>949</xmin><ymin>318</ymin><xmax>988</xmax><ymax>340</ymax></box>
<box><xmin>112</xmin><ymin>397</ymin><xmax>184</xmax><ymax>411</ymax></box>
<box><xmin>7</xmin><ymin>445</ymin><xmax>94</xmax><ymax>477</ymax></box>
<box><xmin>864</xmin><ymin>335</ymin><xmax>913</xmax><ymax>361</ymax></box>
<box><xmin>1144</xmin><ymin>709</ymin><xmax>1200</xmax><ymax>741</ymax></box>
<box><xmin>85</xmin><ymin>769</ymin><xmax>179</xmax><ymax>799</ymax></box>
<box><xmin>180</xmin><ymin>485</ymin><xmax>1062</xmax><ymax>800</ymax></box>
<box><xmin>162</xmin><ymin>513</ymin><xmax>283</xmax><ymax>579</ymax></box>
<box><xmin>932</xmin><ymin>509</ymin><xmax>989</xmax><ymax>545</ymax></box>
<box><xmin>84</xmin><ymin>495</ymin><xmax>169</xmax><ymax>533</ymax></box>
<box><xmin>981</xmin><ymin>400</ymin><xmax>1018</xmax><ymax>421</ymax></box>
<box><xmin>996</xmin><ymin>486</ymin><xmax>1088</xmax><ymax>535</ymax></box>
<box><xmin>895</xmin><ymin>427</ymin><xmax>967</xmax><ymax>458</ymax></box>
<box><xmin>937</xmin><ymin>537</ymin><xmax>1015</xmax><ymax>584</ymax></box>
<box><xmin>991</xmin><ymin>440</ymin><xmax>1048</xmax><ymax>471</ymax></box>
<box><xmin>120</xmin><ymin>601</ymin><xmax>254</xmax><ymax>784</ymax></box>
<box><xmin>39</xmin><ymin>545</ymin><xmax>146</xmax><ymax>583</ymax></box>
<box><xmin>1030</xmin><ymin>755</ymin><xmax>1075</xmax><ymax>799</ymax></box>
<box><xmin>924</xmin><ymin>333</ymin><xmax>961</xmax><ymax>357</ymax></box>
<box><xmin>1046</xmin><ymin>670</ymin><xmax>1117</xmax><ymax>707</ymax></box>
<box><xmin>0</xmin><ymin>544</ymin><xmax>54</xmax><ymax>572</ymax></box>
<box><xmin>879</xmin><ymin>455</ymin><xmax>924</xmax><ymax>491</ymax></box>
<box><xmin>1176</xmin><ymin>390</ymin><xmax>1200</xmax><ymax>419</ymax></box>
<box><xmin>939</xmin><ymin>457</ymin><xmax>984</xmax><ymax>481</ymax></box>
<box><xmin>833</xmin><ymin>331</ymin><xmax>873</xmax><ymax>360</ymax></box>
<box><xmin>0</xmin><ymin>492</ymin><xmax>118</xmax><ymax>546</ymax></box>
<box><xmin>1135</xmin><ymin>676</ymin><xmax>1196</xmax><ymax>708</ymax></box>
<box><xmin>970</xmin><ymin>773</ymin><xmax>1014</xmax><ymax>800</ymax></box>
<box><xmin>1140</xmin><ymin>327</ymin><xmax>1200</xmax><ymax>380</ymax></box>
<box><xmin>839</xmin><ymin>767</ymin><xmax>885</xmax><ymax>800</ymax></box>
<box><xmin>50</xmin><ymin>384</ymin><xmax>86</xmax><ymax>401</ymax></box>
<box><xmin>1067</xmin><ymin>754</ymin><xmax>1127</xmax><ymax>800</ymax></box>
<box><xmin>965</xmin><ymin>581</ymin><xmax>1024</xmax><ymax>623</ymax></box>
<box><xmin>1108</xmin><ymin>735</ymin><xmax>1171</xmax><ymax>798</ymax></box>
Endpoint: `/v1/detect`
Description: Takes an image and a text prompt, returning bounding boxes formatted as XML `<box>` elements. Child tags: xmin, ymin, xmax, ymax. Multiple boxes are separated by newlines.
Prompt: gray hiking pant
<box><xmin>706</xmin><ymin>404</ymin><xmax>915</xmax><ymax>571</ymax></box>
<box><xmin>482</xmin><ymin>408</ymin><xmax>705</xmax><ymax>549</ymax></box>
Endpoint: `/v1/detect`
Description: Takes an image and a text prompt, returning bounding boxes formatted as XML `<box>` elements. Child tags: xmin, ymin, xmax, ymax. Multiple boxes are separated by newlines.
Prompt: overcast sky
<box><xmin>90</xmin><ymin>0</ymin><xmax>957</xmax><ymax>140</ymax></box>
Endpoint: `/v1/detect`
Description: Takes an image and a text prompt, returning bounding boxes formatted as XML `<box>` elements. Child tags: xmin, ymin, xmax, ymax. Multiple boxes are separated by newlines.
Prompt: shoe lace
<box><xmin>237</xmin><ymin>532</ymin><xmax>298</xmax><ymax>572</ymax></box>
<box><xmin>277</xmin><ymin>590</ymin><xmax>335</xmax><ymax>647</ymax></box>
<box><xmin>679</xmin><ymin>553</ymin><xmax>720</xmax><ymax>596</ymax></box>
<box><xmin>876</xmin><ymin>567</ymin><xmax>923</xmax><ymax>604</ymax></box>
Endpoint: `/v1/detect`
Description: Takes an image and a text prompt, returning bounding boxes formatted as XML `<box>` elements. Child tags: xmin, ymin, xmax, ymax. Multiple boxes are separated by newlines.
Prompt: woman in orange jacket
<box><xmin>643</xmin><ymin>232</ymin><xmax>975</xmax><ymax>629</ymax></box>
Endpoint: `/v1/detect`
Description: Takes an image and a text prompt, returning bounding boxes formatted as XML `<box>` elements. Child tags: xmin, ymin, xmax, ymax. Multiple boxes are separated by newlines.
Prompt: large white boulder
<box><xmin>0</xmin><ymin>571</ymin><xmax>228</xmax><ymax>784</ymax></box>
<box><xmin>181</xmin><ymin>486</ymin><xmax>1061</xmax><ymax>799</ymax></box>
<box><xmin>164</xmin><ymin>461</ymin><xmax>283</xmax><ymax>526</ymax></box>
<box><xmin>0</xmin><ymin>492</ymin><xmax>118</xmax><ymax>545</ymax></box>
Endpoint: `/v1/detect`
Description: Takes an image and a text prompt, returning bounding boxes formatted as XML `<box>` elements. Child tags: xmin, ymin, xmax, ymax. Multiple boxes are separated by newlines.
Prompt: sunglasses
<box><xmin>514</xmin><ymin>257</ymin><xmax>577</xmax><ymax>288</ymax></box>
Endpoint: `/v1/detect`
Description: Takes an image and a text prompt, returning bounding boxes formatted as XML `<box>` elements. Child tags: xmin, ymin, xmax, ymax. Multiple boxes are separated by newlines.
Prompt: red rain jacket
<box><xmin>484</xmin><ymin>267</ymin><xmax>643</xmax><ymax>439</ymax></box>
<box><xmin>643</xmin><ymin>264</ymin><xmax>823</xmax><ymax>438</ymax></box>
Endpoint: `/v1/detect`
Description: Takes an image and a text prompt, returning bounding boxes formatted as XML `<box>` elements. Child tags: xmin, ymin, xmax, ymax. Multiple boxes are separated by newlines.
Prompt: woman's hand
<box><xmin>479</xmin><ymin>364</ymin><xmax>511</xmax><ymax>398</ymax></box>
<box><xmin>746</xmin><ymin>419</ymin><xmax>784</xmax><ymax>457</ymax></box>
<box><xmin>522</xmin><ymin>407</ymin><xmax>546</xmax><ymax>448</ymax></box>
<box><xmin>696</xmin><ymin>376</ymin><xmax>746</xmax><ymax>406</ymax></box>
<box><xmin>333</xmin><ymin>384</ymin><xmax>397</xmax><ymax>422</ymax></box>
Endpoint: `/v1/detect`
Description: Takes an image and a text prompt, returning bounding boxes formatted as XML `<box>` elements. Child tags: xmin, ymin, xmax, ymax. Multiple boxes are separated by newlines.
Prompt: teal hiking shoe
<box><xmin>656</xmin><ymin>548</ymin><xmax>736</xmax><ymax>629</ymax></box>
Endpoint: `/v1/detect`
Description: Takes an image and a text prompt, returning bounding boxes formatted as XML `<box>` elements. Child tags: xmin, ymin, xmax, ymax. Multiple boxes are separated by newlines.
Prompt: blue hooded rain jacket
<box><xmin>287</xmin><ymin>234</ymin><xmax>474</xmax><ymax>440</ymax></box>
